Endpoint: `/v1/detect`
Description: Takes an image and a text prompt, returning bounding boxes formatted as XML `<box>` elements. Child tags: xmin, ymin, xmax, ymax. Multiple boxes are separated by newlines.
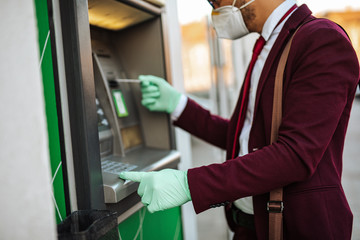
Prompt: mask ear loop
<box><xmin>238</xmin><ymin>0</ymin><xmax>256</xmax><ymax>9</ymax></box>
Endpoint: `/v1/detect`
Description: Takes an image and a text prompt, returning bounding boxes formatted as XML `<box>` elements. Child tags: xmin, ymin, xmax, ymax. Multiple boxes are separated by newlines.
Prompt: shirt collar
<box><xmin>261</xmin><ymin>0</ymin><xmax>297</xmax><ymax>41</ymax></box>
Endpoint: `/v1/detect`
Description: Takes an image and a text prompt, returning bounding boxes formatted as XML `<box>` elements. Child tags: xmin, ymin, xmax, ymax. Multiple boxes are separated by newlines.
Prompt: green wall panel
<box><xmin>34</xmin><ymin>0</ymin><xmax>67</xmax><ymax>224</ymax></box>
<box><xmin>119</xmin><ymin>207</ymin><xmax>183</xmax><ymax>240</ymax></box>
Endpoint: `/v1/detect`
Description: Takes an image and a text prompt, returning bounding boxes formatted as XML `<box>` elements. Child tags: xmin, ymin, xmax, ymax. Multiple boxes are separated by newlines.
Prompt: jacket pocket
<box><xmin>286</xmin><ymin>185</ymin><xmax>339</xmax><ymax>196</ymax></box>
<box><xmin>283</xmin><ymin>185</ymin><xmax>353</xmax><ymax>240</ymax></box>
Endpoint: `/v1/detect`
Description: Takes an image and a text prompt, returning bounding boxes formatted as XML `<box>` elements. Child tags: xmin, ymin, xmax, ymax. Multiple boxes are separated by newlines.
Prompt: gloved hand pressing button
<box><xmin>139</xmin><ymin>75</ymin><xmax>182</xmax><ymax>114</ymax></box>
<box><xmin>119</xmin><ymin>169</ymin><xmax>191</xmax><ymax>213</ymax></box>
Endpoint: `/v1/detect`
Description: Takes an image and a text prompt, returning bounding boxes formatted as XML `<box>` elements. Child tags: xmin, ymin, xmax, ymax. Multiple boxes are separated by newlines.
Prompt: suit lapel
<box><xmin>252</xmin><ymin>5</ymin><xmax>313</xmax><ymax>120</ymax></box>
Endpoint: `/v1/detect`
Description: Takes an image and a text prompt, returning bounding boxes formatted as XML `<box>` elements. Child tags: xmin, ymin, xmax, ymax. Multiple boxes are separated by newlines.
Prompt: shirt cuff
<box><xmin>171</xmin><ymin>94</ymin><xmax>188</xmax><ymax>121</ymax></box>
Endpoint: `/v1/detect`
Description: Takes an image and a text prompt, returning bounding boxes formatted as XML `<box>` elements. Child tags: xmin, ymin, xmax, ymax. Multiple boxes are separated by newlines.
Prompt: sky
<box><xmin>177</xmin><ymin>0</ymin><xmax>360</xmax><ymax>25</ymax></box>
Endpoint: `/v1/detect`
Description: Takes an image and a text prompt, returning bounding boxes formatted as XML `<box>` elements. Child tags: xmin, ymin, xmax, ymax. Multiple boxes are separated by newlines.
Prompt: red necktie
<box><xmin>231</xmin><ymin>4</ymin><xmax>297</xmax><ymax>159</ymax></box>
<box><xmin>231</xmin><ymin>36</ymin><xmax>265</xmax><ymax>158</ymax></box>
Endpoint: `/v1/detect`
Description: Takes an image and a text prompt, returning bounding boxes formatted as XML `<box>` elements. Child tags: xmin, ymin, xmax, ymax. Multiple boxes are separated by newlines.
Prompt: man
<box><xmin>120</xmin><ymin>0</ymin><xmax>360</xmax><ymax>239</ymax></box>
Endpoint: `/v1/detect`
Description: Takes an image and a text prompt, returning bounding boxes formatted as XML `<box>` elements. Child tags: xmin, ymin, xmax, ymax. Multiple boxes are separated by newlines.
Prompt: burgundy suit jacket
<box><xmin>174</xmin><ymin>5</ymin><xmax>360</xmax><ymax>240</ymax></box>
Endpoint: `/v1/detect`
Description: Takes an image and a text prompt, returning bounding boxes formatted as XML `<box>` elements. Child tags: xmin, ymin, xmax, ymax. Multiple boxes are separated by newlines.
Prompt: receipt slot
<box><xmin>57</xmin><ymin>0</ymin><xmax>180</xmax><ymax>218</ymax></box>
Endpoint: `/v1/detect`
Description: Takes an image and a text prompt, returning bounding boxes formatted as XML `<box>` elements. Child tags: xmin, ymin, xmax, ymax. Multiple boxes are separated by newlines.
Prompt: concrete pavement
<box><xmin>343</xmin><ymin>96</ymin><xmax>360</xmax><ymax>240</ymax></box>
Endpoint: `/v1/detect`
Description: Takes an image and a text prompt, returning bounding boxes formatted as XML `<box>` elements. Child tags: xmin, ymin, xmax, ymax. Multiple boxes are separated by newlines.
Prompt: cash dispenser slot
<box><xmin>88</xmin><ymin>0</ymin><xmax>180</xmax><ymax>209</ymax></box>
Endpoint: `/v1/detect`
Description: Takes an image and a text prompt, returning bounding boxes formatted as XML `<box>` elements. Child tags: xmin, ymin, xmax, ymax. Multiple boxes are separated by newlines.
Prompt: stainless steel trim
<box><xmin>103</xmin><ymin>150</ymin><xmax>180</xmax><ymax>203</ymax></box>
<box><xmin>51</xmin><ymin>0</ymin><xmax>78</xmax><ymax>212</ymax></box>
<box><xmin>118</xmin><ymin>0</ymin><xmax>163</xmax><ymax>15</ymax></box>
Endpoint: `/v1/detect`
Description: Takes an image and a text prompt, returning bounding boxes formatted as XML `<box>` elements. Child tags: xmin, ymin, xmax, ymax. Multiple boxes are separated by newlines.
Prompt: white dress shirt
<box><xmin>172</xmin><ymin>0</ymin><xmax>297</xmax><ymax>215</ymax></box>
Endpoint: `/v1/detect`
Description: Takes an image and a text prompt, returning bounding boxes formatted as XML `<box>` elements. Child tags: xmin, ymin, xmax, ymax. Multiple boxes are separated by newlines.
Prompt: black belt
<box><xmin>231</xmin><ymin>204</ymin><xmax>255</xmax><ymax>230</ymax></box>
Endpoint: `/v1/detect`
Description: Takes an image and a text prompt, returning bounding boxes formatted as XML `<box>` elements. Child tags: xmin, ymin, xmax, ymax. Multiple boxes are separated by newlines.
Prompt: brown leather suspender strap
<box><xmin>268</xmin><ymin>36</ymin><xmax>291</xmax><ymax>240</ymax></box>
<box><xmin>268</xmin><ymin>19</ymin><xmax>315</xmax><ymax>240</ymax></box>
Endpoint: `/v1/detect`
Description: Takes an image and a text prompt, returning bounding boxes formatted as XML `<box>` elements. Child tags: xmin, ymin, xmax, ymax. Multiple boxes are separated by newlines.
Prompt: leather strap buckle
<box><xmin>267</xmin><ymin>201</ymin><xmax>284</xmax><ymax>213</ymax></box>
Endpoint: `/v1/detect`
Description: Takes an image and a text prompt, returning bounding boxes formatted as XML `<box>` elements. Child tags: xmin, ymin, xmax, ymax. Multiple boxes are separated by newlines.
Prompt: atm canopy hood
<box><xmin>88</xmin><ymin>0</ymin><xmax>165</xmax><ymax>31</ymax></box>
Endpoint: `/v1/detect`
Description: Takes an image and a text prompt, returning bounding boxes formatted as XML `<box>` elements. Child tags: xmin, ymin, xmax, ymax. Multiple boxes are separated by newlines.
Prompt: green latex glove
<box><xmin>119</xmin><ymin>169</ymin><xmax>191</xmax><ymax>213</ymax></box>
<box><xmin>139</xmin><ymin>75</ymin><xmax>182</xmax><ymax>114</ymax></box>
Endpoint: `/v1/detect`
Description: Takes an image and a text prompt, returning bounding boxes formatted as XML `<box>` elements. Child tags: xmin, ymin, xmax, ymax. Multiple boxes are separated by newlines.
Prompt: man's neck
<box><xmin>248</xmin><ymin>0</ymin><xmax>286</xmax><ymax>33</ymax></box>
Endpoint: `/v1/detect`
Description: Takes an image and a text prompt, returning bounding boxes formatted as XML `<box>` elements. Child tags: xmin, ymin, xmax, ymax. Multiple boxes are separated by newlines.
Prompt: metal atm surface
<box><xmin>90</xmin><ymin>12</ymin><xmax>180</xmax><ymax>204</ymax></box>
<box><xmin>101</xmin><ymin>149</ymin><xmax>180</xmax><ymax>203</ymax></box>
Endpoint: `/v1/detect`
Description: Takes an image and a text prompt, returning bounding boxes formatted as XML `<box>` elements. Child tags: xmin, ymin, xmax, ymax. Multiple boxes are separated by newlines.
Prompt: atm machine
<box><xmin>56</xmin><ymin>0</ymin><xmax>180</xmax><ymax>222</ymax></box>
<box><xmin>89</xmin><ymin>0</ymin><xmax>180</xmax><ymax>206</ymax></box>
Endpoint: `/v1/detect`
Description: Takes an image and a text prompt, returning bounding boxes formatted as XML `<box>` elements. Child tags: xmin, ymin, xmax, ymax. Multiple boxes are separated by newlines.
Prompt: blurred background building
<box><xmin>319</xmin><ymin>8</ymin><xmax>360</xmax><ymax>59</ymax></box>
<box><xmin>177</xmin><ymin>1</ymin><xmax>360</xmax><ymax>239</ymax></box>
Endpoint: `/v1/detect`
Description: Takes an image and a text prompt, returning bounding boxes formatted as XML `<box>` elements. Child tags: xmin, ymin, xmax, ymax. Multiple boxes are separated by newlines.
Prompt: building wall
<box><xmin>320</xmin><ymin>9</ymin><xmax>360</xmax><ymax>59</ymax></box>
<box><xmin>0</xmin><ymin>1</ymin><xmax>56</xmax><ymax>239</ymax></box>
<box><xmin>181</xmin><ymin>19</ymin><xmax>213</xmax><ymax>93</ymax></box>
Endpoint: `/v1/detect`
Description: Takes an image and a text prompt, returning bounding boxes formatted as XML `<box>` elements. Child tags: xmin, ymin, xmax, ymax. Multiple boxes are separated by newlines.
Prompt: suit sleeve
<box><xmin>173</xmin><ymin>98</ymin><xmax>229</xmax><ymax>150</ymax></box>
<box><xmin>187</xmin><ymin>21</ymin><xmax>360</xmax><ymax>213</ymax></box>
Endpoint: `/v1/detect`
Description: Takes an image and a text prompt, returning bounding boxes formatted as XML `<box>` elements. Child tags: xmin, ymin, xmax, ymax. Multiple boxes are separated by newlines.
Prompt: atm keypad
<box><xmin>101</xmin><ymin>160</ymin><xmax>137</xmax><ymax>175</ymax></box>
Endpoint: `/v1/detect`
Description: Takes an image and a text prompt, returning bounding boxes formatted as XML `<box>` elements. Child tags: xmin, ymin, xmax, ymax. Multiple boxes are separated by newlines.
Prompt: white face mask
<box><xmin>211</xmin><ymin>0</ymin><xmax>256</xmax><ymax>40</ymax></box>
